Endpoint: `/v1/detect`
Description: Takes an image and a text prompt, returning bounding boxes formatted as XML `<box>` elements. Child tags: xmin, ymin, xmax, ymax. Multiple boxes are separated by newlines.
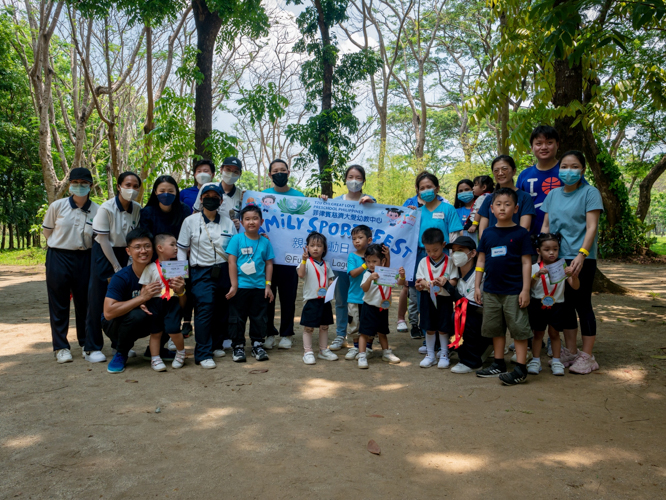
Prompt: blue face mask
<box><xmin>558</xmin><ymin>169</ymin><xmax>582</xmax><ymax>186</ymax></box>
<box><xmin>69</xmin><ymin>184</ymin><xmax>90</xmax><ymax>197</ymax></box>
<box><xmin>457</xmin><ymin>191</ymin><xmax>474</xmax><ymax>204</ymax></box>
<box><xmin>157</xmin><ymin>193</ymin><xmax>176</xmax><ymax>206</ymax></box>
<box><xmin>420</xmin><ymin>189</ymin><xmax>436</xmax><ymax>203</ymax></box>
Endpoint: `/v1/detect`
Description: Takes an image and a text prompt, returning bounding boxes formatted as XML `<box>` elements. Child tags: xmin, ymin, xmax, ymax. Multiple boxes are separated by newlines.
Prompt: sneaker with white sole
<box><xmin>438</xmin><ymin>356</ymin><xmax>450</xmax><ymax>369</ymax></box>
<box><xmin>551</xmin><ymin>359</ymin><xmax>565</xmax><ymax>376</ymax></box>
<box><xmin>451</xmin><ymin>363</ymin><xmax>473</xmax><ymax>374</ymax></box>
<box><xmin>128</xmin><ymin>349</ymin><xmax>136</xmax><ymax>358</ymax></box>
<box><xmin>200</xmin><ymin>358</ymin><xmax>216</xmax><ymax>369</ymax></box>
<box><xmin>358</xmin><ymin>353</ymin><xmax>369</xmax><ymax>369</ymax></box>
<box><xmin>568</xmin><ymin>351</ymin><xmax>599</xmax><ymax>374</ymax></box>
<box><xmin>550</xmin><ymin>347</ymin><xmax>579</xmax><ymax>368</ymax></box>
<box><xmin>476</xmin><ymin>362</ymin><xmax>507</xmax><ymax>378</ymax></box>
<box><xmin>499</xmin><ymin>367</ymin><xmax>528</xmax><ymax>385</ymax></box>
<box><xmin>232</xmin><ymin>347</ymin><xmax>246</xmax><ymax>362</ymax></box>
<box><xmin>410</xmin><ymin>326</ymin><xmax>422</xmax><ymax>339</ymax></box>
<box><xmin>418</xmin><ymin>345</ymin><xmax>427</xmax><ymax>354</ymax></box>
<box><xmin>510</xmin><ymin>350</ymin><xmax>533</xmax><ymax>364</ymax></box>
<box><xmin>318</xmin><ymin>349</ymin><xmax>339</xmax><ymax>361</ymax></box>
<box><xmin>527</xmin><ymin>357</ymin><xmax>542</xmax><ymax>375</ymax></box>
<box><xmin>263</xmin><ymin>336</ymin><xmax>275</xmax><ymax>350</ymax></box>
<box><xmin>420</xmin><ymin>355</ymin><xmax>437</xmax><ymax>368</ymax></box>
<box><xmin>84</xmin><ymin>350</ymin><xmax>106</xmax><ymax>363</ymax></box>
<box><xmin>213</xmin><ymin>349</ymin><xmax>226</xmax><ymax>358</ymax></box>
<box><xmin>382</xmin><ymin>349</ymin><xmax>401</xmax><ymax>364</ymax></box>
<box><xmin>172</xmin><ymin>351</ymin><xmax>186</xmax><ymax>369</ymax></box>
<box><xmin>278</xmin><ymin>336</ymin><xmax>293</xmax><ymax>349</ymax></box>
<box><xmin>345</xmin><ymin>347</ymin><xmax>359</xmax><ymax>360</ymax></box>
<box><xmin>167</xmin><ymin>339</ymin><xmax>177</xmax><ymax>351</ymax></box>
<box><xmin>252</xmin><ymin>345</ymin><xmax>270</xmax><ymax>361</ymax></box>
<box><xmin>330</xmin><ymin>336</ymin><xmax>347</xmax><ymax>351</ymax></box>
<box><xmin>55</xmin><ymin>349</ymin><xmax>73</xmax><ymax>364</ymax></box>
<box><xmin>151</xmin><ymin>358</ymin><xmax>167</xmax><ymax>372</ymax></box>
<box><xmin>303</xmin><ymin>352</ymin><xmax>316</xmax><ymax>364</ymax></box>
<box><xmin>397</xmin><ymin>320</ymin><xmax>408</xmax><ymax>333</ymax></box>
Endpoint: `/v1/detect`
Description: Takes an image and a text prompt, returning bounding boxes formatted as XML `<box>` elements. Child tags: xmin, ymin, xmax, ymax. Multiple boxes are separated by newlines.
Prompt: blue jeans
<box><xmin>334</xmin><ymin>270</ymin><xmax>350</xmax><ymax>337</ymax></box>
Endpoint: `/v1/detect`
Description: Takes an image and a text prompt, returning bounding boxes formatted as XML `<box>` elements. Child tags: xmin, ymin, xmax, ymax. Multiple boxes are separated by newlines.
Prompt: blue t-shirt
<box><xmin>262</xmin><ymin>187</ymin><xmax>305</xmax><ymax>197</ymax></box>
<box><xmin>180</xmin><ymin>185</ymin><xmax>200</xmax><ymax>209</ymax></box>
<box><xmin>478</xmin><ymin>189</ymin><xmax>536</xmax><ymax>230</ymax></box>
<box><xmin>347</xmin><ymin>252</ymin><xmax>366</xmax><ymax>304</ymax></box>
<box><xmin>418</xmin><ymin>201</ymin><xmax>463</xmax><ymax>248</ymax></box>
<box><xmin>227</xmin><ymin>233</ymin><xmax>276</xmax><ymax>289</ymax></box>
<box><xmin>455</xmin><ymin>206</ymin><xmax>471</xmax><ymax>227</ymax></box>
<box><xmin>541</xmin><ymin>184</ymin><xmax>604</xmax><ymax>259</ymax></box>
<box><xmin>478</xmin><ymin>225</ymin><xmax>532</xmax><ymax>295</ymax></box>
<box><xmin>105</xmin><ymin>265</ymin><xmax>142</xmax><ymax>303</ymax></box>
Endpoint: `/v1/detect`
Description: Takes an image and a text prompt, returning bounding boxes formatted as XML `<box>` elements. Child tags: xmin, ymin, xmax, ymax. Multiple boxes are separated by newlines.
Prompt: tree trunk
<box><xmin>104</xmin><ymin>17</ymin><xmax>120</xmax><ymax>181</ymax></box>
<box><xmin>1</xmin><ymin>225</ymin><xmax>5</xmax><ymax>250</ymax></box>
<box><xmin>314</xmin><ymin>0</ymin><xmax>334</xmax><ymax>197</ymax></box>
<box><xmin>26</xmin><ymin>233</ymin><xmax>31</xmax><ymax>249</ymax></box>
<box><xmin>8</xmin><ymin>225</ymin><xmax>14</xmax><ymax>250</ymax></box>
<box><xmin>552</xmin><ymin>59</ymin><xmax>584</xmax><ymax>153</ymax></box>
<box><xmin>636</xmin><ymin>154</ymin><xmax>666</xmax><ymax>222</ymax></box>
<box><xmin>192</xmin><ymin>0</ymin><xmax>223</xmax><ymax>159</ymax></box>
<box><xmin>593</xmin><ymin>269</ymin><xmax>632</xmax><ymax>294</ymax></box>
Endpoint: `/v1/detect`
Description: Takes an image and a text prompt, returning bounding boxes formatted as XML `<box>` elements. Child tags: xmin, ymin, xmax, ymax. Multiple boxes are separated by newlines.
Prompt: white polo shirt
<box><xmin>361</xmin><ymin>271</ymin><xmax>393</xmax><ymax>308</ymax></box>
<box><xmin>302</xmin><ymin>258</ymin><xmax>335</xmax><ymax>301</ymax></box>
<box><xmin>416</xmin><ymin>255</ymin><xmax>457</xmax><ymax>296</ymax></box>
<box><xmin>92</xmin><ymin>196</ymin><xmax>141</xmax><ymax>246</ymax></box>
<box><xmin>455</xmin><ymin>268</ymin><xmax>482</xmax><ymax>306</ymax></box>
<box><xmin>42</xmin><ymin>197</ymin><xmax>100</xmax><ymax>250</ymax></box>
<box><xmin>177</xmin><ymin>212</ymin><xmax>237</xmax><ymax>267</ymax></box>
<box><xmin>192</xmin><ymin>182</ymin><xmax>243</xmax><ymax>220</ymax></box>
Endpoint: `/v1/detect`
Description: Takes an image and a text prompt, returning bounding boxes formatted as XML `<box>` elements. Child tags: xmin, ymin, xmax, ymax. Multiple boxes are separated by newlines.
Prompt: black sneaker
<box><xmin>499</xmin><ymin>367</ymin><xmax>528</xmax><ymax>386</ymax></box>
<box><xmin>410</xmin><ymin>326</ymin><xmax>422</xmax><ymax>340</ymax></box>
<box><xmin>182</xmin><ymin>322</ymin><xmax>193</xmax><ymax>338</ymax></box>
<box><xmin>252</xmin><ymin>345</ymin><xmax>269</xmax><ymax>361</ymax></box>
<box><xmin>476</xmin><ymin>361</ymin><xmax>507</xmax><ymax>378</ymax></box>
<box><xmin>232</xmin><ymin>347</ymin><xmax>246</xmax><ymax>363</ymax></box>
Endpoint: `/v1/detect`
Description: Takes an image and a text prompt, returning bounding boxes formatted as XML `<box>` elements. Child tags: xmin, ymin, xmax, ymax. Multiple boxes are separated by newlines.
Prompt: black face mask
<box><xmin>272</xmin><ymin>172</ymin><xmax>289</xmax><ymax>188</ymax></box>
<box><xmin>202</xmin><ymin>198</ymin><xmax>221</xmax><ymax>211</ymax></box>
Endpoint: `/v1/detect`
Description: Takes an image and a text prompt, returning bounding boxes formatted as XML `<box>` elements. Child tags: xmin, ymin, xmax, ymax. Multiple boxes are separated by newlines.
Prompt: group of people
<box><xmin>43</xmin><ymin>125</ymin><xmax>603</xmax><ymax>385</ymax></box>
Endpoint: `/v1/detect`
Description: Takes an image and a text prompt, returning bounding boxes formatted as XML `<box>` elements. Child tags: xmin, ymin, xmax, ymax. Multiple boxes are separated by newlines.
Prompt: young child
<box><xmin>297</xmin><ymin>232</ymin><xmax>337</xmax><ymax>365</ymax></box>
<box><xmin>415</xmin><ymin>228</ymin><xmax>457</xmax><ymax>369</ymax></box>
<box><xmin>467</xmin><ymin>175</ymin><xmax>494</xmax><ymax>235</ymax></box>
<box><xmin>527</xmin><ymin>233</ymin><xmax>580</xmax><ymax>376</ymax></box>
<box><xmin>226</xmin><ymin>205</ymin><xmax>275</xmax><ymax>362</ymax></box>
<box><xmin>345</xmin><ymin>225</ymin><xmax>373</xmax><ymax>360</ymax></box>
<box><xmin>474</xmin><ymin>188</ymin><xmax>533</xmax><ymax>385</ymax></box>
<box><xmin>139</xmin><ymin>233</ymin><xmax>187</xmax><ymax>371</ymax></box>
<box><xmin>358</xmin><ymin>244</ymin><xmax>405</xmax><ymax>369</ymax></box>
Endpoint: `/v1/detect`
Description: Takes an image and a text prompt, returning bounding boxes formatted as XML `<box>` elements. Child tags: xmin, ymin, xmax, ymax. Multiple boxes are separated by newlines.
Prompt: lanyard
<box><xmin>310</xmin><ymin>257</ymin><xmax>327</xmax><ymax>289</ymax></box>
<box><xmin>427</xmin><ymin>255</ymin><xmax>448</xmax><ymax>281</ymax></box>
<box><xmin>378</xmin><ymin>284</ymin><xmax>392</xmax><ymax>311</ymax></box>
<box><xmin>244</xmin><ymin>234</ymin><xmax>259</xmax><ymax>262</ymax></box>
<box><xmin>155</xmin><ymin>260</ymin><xmax>171</xmax><ymax>300</ymax></box>
<box><xmin>449</xmin><ymin>298</ymin><xmax>468</xmax><ymax>349</ymax></box>
<box><xmin>201</xmin><ymin>213</ymin><xmax>229</xmax><ymax>262</ymax></box>
<box><xmin>539</xmin><ymin>261</ymin><xmax>557</xmax><ymax>308</ymax></box>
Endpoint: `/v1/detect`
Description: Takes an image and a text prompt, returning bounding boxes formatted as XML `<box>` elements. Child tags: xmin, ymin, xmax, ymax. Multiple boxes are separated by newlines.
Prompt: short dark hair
<box><xmin>306</xmin><ymin>231</ymin><xmax>328</xmax><ymax>258</ymax></box>
<box><xmin>269</xmin><ymin>158</ymin><xmax>289</xmax><ymax>173</ymax></box>
<box><xmin>364</xmin><ymin>243</ymin><xmax>386</xmax><ymax>261</ymax></box>
<box><xmin>154</xmin><ymin>233</ymin><xmax>176</xmax><ymax>248</ymax></box>
<box><xmin>491</xmin><ymin>155</ymin><xmax>517</xmax><ymax>172</ymax></box>
<box><xmin>240</xmin><ymin>205</ymin><xmax>263</xmax><ymax>220</ymax></box>
<box><xmin>351</xmin><ymin>224</ymin><xmax>372</xmax><ymax>239</ymax></box>
<box><xmin>345</xmin><ymin>164</ymin><xmax>366</xmax><ymax>181</ymax></box>
<box><xmin>415</xmin><ymin>171</ymin><xmax>439</xmax><ymax>190</ymax></box>
<box><xmin>194</xmin><ymin>159</ymin><xmax>216</xmax><ymax>175</ymax></box>
<box><xmin>422</xmin><ymin>227</ymin><xmax>444</xmax><ymax>246</ymax></box>
<box><xmin>560</xmin><ymin>150</ymin><xmax>586</xmax><ymax>169</ymax></box>
<box><xmin>117</xmin><ymin>171</ymin><xmax>142</xmax><ymax>188</ymax></box>
<box><xmin>532</xmin><ymin>232</ymin><xmax>562</xmax><ymax>250</ymax></box>
<box><xmin>530</xmin><ymin>125</ymin><xmax>559</xmax><ymax>146</ymax></box>
<box><xmin>491</xmin><ymin>187</ymin><xmax>518</xmax><ymax>205</ymax></box>
<box><xmin>473</xmin><ymin>175</ymin><xmax>494</xmax><ymax>193</ymax></box>
<box><xmin>126</xmin><ymin>227</ymin><xmax>153</xmax><ymax>247</ymax></box>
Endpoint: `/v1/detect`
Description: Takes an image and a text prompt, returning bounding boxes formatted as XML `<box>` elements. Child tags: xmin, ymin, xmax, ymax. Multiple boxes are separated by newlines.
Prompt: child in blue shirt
<box><xmin>226</xmin><ymin>205</ymin><xmax>275</xmax><ymax>363</ymax></box>
<box><xmin>344</xmin><ymin>225</ymin><xmax>374</xmax><ymax>361</ymax></box>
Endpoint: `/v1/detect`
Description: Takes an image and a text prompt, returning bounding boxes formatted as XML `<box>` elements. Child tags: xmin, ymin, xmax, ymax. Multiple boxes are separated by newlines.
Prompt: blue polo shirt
<box><xmin>180</xmin><ymin>185</ymin><xmax>201</xmax><ymax>209</ymax></box>
<box><xmin>226</xmin><ymin>233</ymin><xmax>276</xmax><ymax>289</ymax></box>
<box><xmin>347</xmin><ymin>252</ymin><xmax>366</xmax><ymax>304</ymax></box>
<box><xmin>418</xmin><ymin>201</ymin><xmax>463</xmax><ymax>248</ymax></box>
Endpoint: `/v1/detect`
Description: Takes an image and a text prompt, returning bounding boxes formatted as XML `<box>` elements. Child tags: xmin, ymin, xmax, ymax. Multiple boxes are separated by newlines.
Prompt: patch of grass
<box><xmin>651</xmin><ymin>235</ymin><xmax>666</xmax><ymax>255</ymax></box>
<box><xmin>0</xmin><ymin>247</ymin><xmax>47</xmax><ymax>266</ymax></box>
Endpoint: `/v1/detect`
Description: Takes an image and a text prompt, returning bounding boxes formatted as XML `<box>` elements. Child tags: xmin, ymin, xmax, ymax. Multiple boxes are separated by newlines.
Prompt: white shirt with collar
<box><xmin>530</xmin><ymin>263</ymin><xmax>566</xmax><ymax>303</ymax></box>
<box><xmin>92</xmin><ymin>196</ymin><xmax>141</xmax><ymax>246</ymax></box>
<box><xmin>416</xmin><ymin>255</ymin><xmax>457</xmax><ymax>296</ymax></box>
<box><xmin>302</xmin><ymin>258</ymin><xmax>335</xmax><ymax>301</ymax></box>
<box><xmin>177</xmin><ymin>212</ymin><xmax>237</xmax><ymax>267</ymax></box>
<box><xmin>192</xmin><ymin>182</ymin><xmax>243</xmax><ymax>220</ymax></box>
<box><xmin>43</xmin><ymin>196</ymin><xmax>99</xmax><ymax>250</ymax></box>
<box><xmin>361</xmin><ymin>271</ymin><xmax>393</xmax><ymax>308</ymax></box>
<box><xmin>455</xmin><ymin>267</ymin><xmax>483</xmax><ymax>305</ymax></box>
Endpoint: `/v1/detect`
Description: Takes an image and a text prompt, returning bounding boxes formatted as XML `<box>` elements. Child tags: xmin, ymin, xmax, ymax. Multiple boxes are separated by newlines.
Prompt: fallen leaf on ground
<box><xmin>368</xmin><ymin>414</ymin><xmax>384</xmax><ymax>418</ymax></box>
<box><xmin>125</xmin><ymin>379</ymin><xmax>138</xmax><ymax>383</ymax></box>
<box><xmin>651</xmin><ymin>355</ymin><xmax>666</xmax><ymax>359</ymax></box>
<box><xmin>367</xmin><ymin>440</ymin><xmax>381</xmax><ymax>455</ymax></box>
<box><xmin>249</xmin><ymin>369</ymin><xmax>269</xmax><ymax>374</ymax></box>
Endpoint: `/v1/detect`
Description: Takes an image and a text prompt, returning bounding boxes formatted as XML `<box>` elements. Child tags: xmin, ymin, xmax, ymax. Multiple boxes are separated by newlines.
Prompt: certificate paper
<box><xmin>374</xmin><ymin>266</ymin><xmax>400</xmax><ymax>287</ymax></box>
<box><xmin>429</xmin><ymin>282</ymin><xmax>438</xmax><ymax>308</ymax></box>
<box><xmin>160</xmin><ymin>260</ymin><xmax>189</xmax><ymax>279</ymax></box>
<box><xmin>546</xmin><ymin>259</ymin><xmax>567</xmax><ymax>284</ymax></box>
<box><xmin>324</xmin><ymin>277</ymin><xmax>338</xmax><ymax>303</ymax></box>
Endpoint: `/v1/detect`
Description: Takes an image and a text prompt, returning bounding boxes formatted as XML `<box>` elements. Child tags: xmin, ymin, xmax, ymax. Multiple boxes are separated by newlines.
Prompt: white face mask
<box><xmin>221</xmin><ymin>171</ymin><xmax>240</xmax><ymax>185</ymax></box>
<box><xmin>120</xmin><ymin>188</ymin><xmax>138</xmax><ymax>202</ymax></box>
<box><xmin>196</xmin><ymin>173</ymin><xmax>212</xmax><ymax>185</ymax></box>
<box><xmin>346</xmin><ymin>180</ymin><xmax>363</xmax><ymax>193</ymax></box>
<box><xmin>452</xmin><ymin>250</ymin><xmax>470</xmax><ymax>267</ymax></box>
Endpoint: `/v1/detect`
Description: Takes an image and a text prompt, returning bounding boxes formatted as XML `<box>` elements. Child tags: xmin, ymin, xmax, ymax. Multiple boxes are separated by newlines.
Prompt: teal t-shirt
<box><xmin>418</xmin><ymin>201</ymin><xmax>464</xmax><ymax>248</ymax></box>
<box><xmin>541</xmin><ymin>184</ymin><xmax>604</xmax><ymax>259</ymax></box>
<box><xmin>262</xmin><ymin>187</ymin><xmax>305</xmax><ymax>197</ymax></box>
<box><xmin>226</xmin><ymin>233</ymin><xmax>276</xmax><ymax>289</ymax></box>
<box><xmin>347</xmin><ymin>252</ymin><xmax>366</xmax><ymax>304</ymax></box>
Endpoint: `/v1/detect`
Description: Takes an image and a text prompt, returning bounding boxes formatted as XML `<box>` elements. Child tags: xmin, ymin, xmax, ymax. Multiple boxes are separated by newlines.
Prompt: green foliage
<box><xmin>651</xmin><ymin>236</ymin><xmax>666</xmax><ymax>255</ymax></box>
<box><xmin>238</xmin><ymin>82</ymin><xmax>289</xmax><ymax>126</ymax></box>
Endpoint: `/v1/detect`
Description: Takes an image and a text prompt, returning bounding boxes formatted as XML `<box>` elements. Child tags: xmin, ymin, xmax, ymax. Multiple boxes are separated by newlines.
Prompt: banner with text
<box><xmin>242</xmin><ymin>191</ymin><xmax>421</xmax><ymax>281</ymax></box>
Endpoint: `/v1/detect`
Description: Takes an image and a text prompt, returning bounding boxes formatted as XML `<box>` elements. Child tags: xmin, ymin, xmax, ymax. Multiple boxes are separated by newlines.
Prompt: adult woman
<box><xmin>84</xmin><ymin>171</ymin><xmax>142</xmax><ymax>363</ymax></box>
<box><xmin>42</xmin><ymin>168</ymin><xmax>99</xmax><ymax>363</ymax></box>
<box><xmin>541</xmin><ymin>150</ymin><xmax>603</xmax><ymax>374</ymax></box>
<box><xmin>180</xmin><ymin>159</ymin><xmax>216</xmax><ymax>209</ymax></box>
<box><xmin>140</xmin><ymin>175</ymin><xmax>192</xmax><ymax>239</ymax></box>
<box><xmin>192</xmin><ymin>157</ymin><xmax>244</xmax><ymax>231</ymax></box>
<box><xmin>454</xmin><ymin>179</ymin><xmax>475</xmax><ymax>239</ymax></box>
<box><xmin>262</xmin><ymin>159</ymin><xmax>304</xmax><ymax>350</ymax></box>
<box><xmin>177</xmin><ymin>184</ymin><xmax>237</xmax><ymax>368</ymax></box>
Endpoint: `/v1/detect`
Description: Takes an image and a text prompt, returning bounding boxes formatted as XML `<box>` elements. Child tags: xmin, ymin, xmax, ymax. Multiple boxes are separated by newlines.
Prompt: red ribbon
<box><xmin>539</xmin><ymin>261</ymin><xmax>557</xmax><ymax>309</ymax></box>
<box><xmin>379</xmin><ymin>284</ymin><xmax>392</xmax><ymax>311</ymax></box>
<box><xmin>426</xmin><ymin>255</ymin><xmax>448</xmax><ymax>283</ymax></box>
<box><xmin>310</xmin><ymin>257</ymin><xmax>327</xmax><ymax>299</ymax></box>
<box><xmin>449</xmin><ymin>297</ymin><xmax>467</xmax><ymax>349</ymax></box>
<box><xmin>155</xmin><ymin>260</ymin><xmax>171</xmax><ymax>300</ymax></box>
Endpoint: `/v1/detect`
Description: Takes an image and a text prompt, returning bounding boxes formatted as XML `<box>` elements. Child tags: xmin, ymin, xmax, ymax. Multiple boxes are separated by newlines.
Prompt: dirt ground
<box><xmin>1</xmin><ymin>261</ymin><xmax>666</xmax><ymax>499</ymax></box>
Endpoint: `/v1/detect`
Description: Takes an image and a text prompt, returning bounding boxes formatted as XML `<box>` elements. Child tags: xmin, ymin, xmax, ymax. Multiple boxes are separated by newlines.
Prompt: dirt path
<box><xmin>1</xmin><ymin>262</ymin><xmax>665</xmax><ymax>499</ymax></box>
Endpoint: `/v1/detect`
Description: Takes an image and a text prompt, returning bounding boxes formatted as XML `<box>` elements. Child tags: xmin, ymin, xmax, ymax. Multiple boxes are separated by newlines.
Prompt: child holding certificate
<box><xmin>297</xmin><ymin>232</ymin><xmax>337</xmax><ymax>365</ymax></box>
<box><xmin>527</xmin><ymin>233</ymin><xmax>580</xmax><ymax>376</ymax></box>
<box><xmin>139</xmin><ymin>233</ymin><xmax>187</xmax><ymax>371</ymax></box>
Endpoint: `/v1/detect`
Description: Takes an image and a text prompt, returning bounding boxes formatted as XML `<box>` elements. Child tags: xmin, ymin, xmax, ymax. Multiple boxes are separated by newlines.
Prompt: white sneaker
<box><xmin>420</xmin><ymin>355</ymin><xmax>437</xmax><ymax>368</ymax></box>
<box><xmin>200</xmin><ymin>359</ymin><xmax>216</xmax><ymax>369</ymax></box>
<box><xmin>151</xmin><ymin>358</ymin><xmax>167</xmax><ymax>372</ymax></box>
<box><xmin>81</xmin><ymin>346</ymin><xmax>85</xmax><ymax>358</ymax></box>
<box><xmin>55</xmin><ymin>349</ymin><xmax>73</xmax><ymax>364</ymax></box>
<box><xmin>397</xmin><ymin>320</ymin><xmax>408</xmax><ymax>333</ymax></box>
<box><xmin>223</xmin><ymin>339</ymin><xmax>232</xmax><ymax>350</ymax></box>
<box><xmin>278</xmin><ymin>336</ymin><xmax>292</xmax><ymax>349</ymax></box>
<box><xmin>167</xmin><ymin>339</ymin><xmax>177</xmax><ymax>351</ymax></box>
<box><xmin>438</xmin><ymin>356</ymin><xmax>450</xmax><ymax>369</ymax></box>
<box><xmin>303</xmin><ymin>352</ymin><xmax>316</xmax><ymax>365</ymax></box>
<box><xmin>551</xmin><ymin>360</ymin><xmax>565</xmax><ymax>376</ymax></box>
<box><xmin>451</xmin><ymin>363</ymin><xmax>474</xmax><ymax>374</ymax></box>
<box><xmin>382</xmin><ymin>349</ymin><xmax>401</xmax><ymax>364</ymax></box>
<box><xmin>318</xmin><ymin>348</ymin><xmax>339</xmax><ymax>361</ymax></box>
<box><xmin>128</xmin><ymin>349</ymin><xmax>136</xmax><ymax>358</ymax></box>
<box><xmin>527</xmin><ymin>357</ymin><xmax>542</xmax><ymax>374</ymax></box>
<box><xmin>172</xmin><ymin>351</ymin><xmax>186</xmax><ymax>369</ymax></box>
<box><xmin>510</xmin><ymin>350</ymin><xmax>533</xmax><ymax>363</ymax></box>
<box><xmin>330</xmin><ymin>336</ymin><xmax>347</xmax><ymax>351</ymax></box>
<box><xmin>213</xmin><ymin>349</ymin><xmax>226</xmax><ymax>358</ymax></box>
<box><xmin>84</xmin><ymin>350</ymin><xmax>106</xmax><ymax>363</ymax></box>
<box><xmin>418</xmin><ymin>345</ymin><xmax>427</xmax><ymax>354</ymax></box>
<box><xmin>358</xmin><ymin>354</ymin><xmax>369</xmax><ymax>369</ymax></box>
<box><xmin>263</xmin><ymin>336</ymin><xmax>275</xmax><ymax>350</ymax></box>
<box><xmin>345</xmin><ymin>347</ymin><xmax>359</xmax><ymax>360</ymax></box>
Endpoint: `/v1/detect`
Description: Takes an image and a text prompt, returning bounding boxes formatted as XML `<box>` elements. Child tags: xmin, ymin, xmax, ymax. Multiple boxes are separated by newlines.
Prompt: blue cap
<box><xmin>200</xmin><ymin>183</ymin><xmax>223</xmax><ymax>198</ymax></box>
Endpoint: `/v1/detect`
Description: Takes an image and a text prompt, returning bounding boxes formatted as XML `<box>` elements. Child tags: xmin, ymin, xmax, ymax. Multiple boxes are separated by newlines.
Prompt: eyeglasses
<box><xmin>129</xmin><ymin>244</ymin><xmax>152</xmax><ymax>251</ymax></box>
<box><xmin>492</xmin><ymin>167</ymin><xmax>511</xmax><ymax>174</ymax></box>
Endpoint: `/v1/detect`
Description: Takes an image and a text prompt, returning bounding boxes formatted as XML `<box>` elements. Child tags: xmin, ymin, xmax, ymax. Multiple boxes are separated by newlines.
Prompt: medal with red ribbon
<box><xmin>449</xmin><ymin>297</ymin><xmax>467</xmax><ymax>349</ymax></box>
<box><xmin>310</xmin><ymin>257</ymin><xmax>328</xmax><ymax>298</ymax></box>
<box><xmin>379</xmin><ymin>285</ymin><xmax>392</xmax><ymax>311</ymax></box>
<box><xmin>427</xmin><ymin>255</ymin><xmax>448</xmax><ymax>293</ymax></box>
<box><xmin>155</xmin><ymin>260</ymin><xmax>171</xmax><ymax>300</ymax></box>
<box><xmin>539</xmin><ymin>262</ymin><xmax>557</xmax><ymax>309</ymax></box>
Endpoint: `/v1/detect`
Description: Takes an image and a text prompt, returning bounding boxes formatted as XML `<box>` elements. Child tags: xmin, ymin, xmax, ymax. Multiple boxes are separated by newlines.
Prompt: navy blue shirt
<box><xmin>140</xmin><ymin>203</ymin><xmax>192</xmax><ymax>239</ymax></box>
<box><xmin>105</xmin><ymin>265</ymin><xmax>142</xmax><ymax>303</ymax></box>
<box><xmin>477</xmin><ymin>225</ymin><xmax>532</xmax><ymax>295</ymax></box>
<box><xmin>478</xmin><ymin>189</ymin><xmax>536</xmax><ymax>230</ymax></box>
<box><xmin>180</xmin><ymin>185</ymin><xmax>200</xmax><ymax>210</ymax></box>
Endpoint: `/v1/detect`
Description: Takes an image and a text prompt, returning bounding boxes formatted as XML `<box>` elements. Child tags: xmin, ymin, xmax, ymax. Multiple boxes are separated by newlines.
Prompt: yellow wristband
<box><xmin>301</xmin><ymin>260</ymin><xmax>306</xmax><ymax>265</ymax></box>
<box><xmin>175</xmin><ymin>289</ymin><xmax>186</xmax><ymax>297</ymax></box>
<box><xmin>362</xmin><ymin>263</ymin><xmax>367</xmax><ymax>270</ymax></box>
<box><xmin>472</xmin><ymin>220</ymin><xmax>479</xmax><ymax>226</ymax></box>
<box><xmin>265</xmin><ymin>281</ymin><xmax>272</xmax><ymax>285</ymax></box>
<box><xmin>475</xmin><ymin>267</ymin><xmax>485</xmax><ymax>272</ymax></box>
<box><xmin>579</xmin><ymin>248</ymin><xmax>590</xmax><ymax>257</ymax></box>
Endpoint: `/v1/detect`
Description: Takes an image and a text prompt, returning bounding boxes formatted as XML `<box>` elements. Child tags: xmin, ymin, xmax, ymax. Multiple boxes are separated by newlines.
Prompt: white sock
<box><xmin>438</xmin><ymin>333</ymin><xmax>449</xmax><ymax>357</ymax></box>
<box><xmin>177</xmin><ymin>349</ymin><xmax>186</xmax><ymax>355</ymax></box>
<box><xmin>552</xmin><ymin>357</ymin><xmax>560</xmax><ymax>363</ymax></box>
<box><xmin>425</xmin><ymin>334</ymin><xmax>436</xmax><ymax>358</ymax></box>
<box><xmin>151</xmin><ymin>355</ymin><xmax>161</xmax><ymax>362</ymax></box>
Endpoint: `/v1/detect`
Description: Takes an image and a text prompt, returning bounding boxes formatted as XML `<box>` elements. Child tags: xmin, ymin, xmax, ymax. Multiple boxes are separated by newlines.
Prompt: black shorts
<box><xmin>359</xmin><ymin>303</ymin><xmax>390</xmax><ymax>336</ymax></box>
<box><xmin>146</xmin><ymin>296</ymin><xmax>182</xmax><ymax>334</ymax></box>
<box><xmin>418</xmin><ymin>291</ymin><xmax>454</xmax><ymax>333</ymax></box>
<box><xmin>300</xmin><ymin>299</ymin><xmax>334</xmax><ymax>328</ymax></box>
<box><xmin>527</xmin><ymin>300</ymin><xmax>565</xmax><ymax>332</ymax></box>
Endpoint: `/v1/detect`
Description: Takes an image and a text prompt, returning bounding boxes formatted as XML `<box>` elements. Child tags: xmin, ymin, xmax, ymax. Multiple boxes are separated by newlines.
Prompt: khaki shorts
<box><xmin>348</xmin><ymin>303</ymin><xmax>362</xmax><ymax>338</ymax></box>
<box><xmin>481</xmin><ymin>292</ymin><xmax>533</xmax><ymax>340</ymax></box>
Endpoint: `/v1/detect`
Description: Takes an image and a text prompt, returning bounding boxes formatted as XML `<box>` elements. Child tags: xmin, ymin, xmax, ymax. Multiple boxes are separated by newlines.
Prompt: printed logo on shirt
<box><xmin>132</xmin><ymin>290</ymin><xmax>140</xmax><ymax>298</ymax></box>
<box><xmin>542</xmin><ymin>177</ymin><xmax>562</xmax><ymax>194</ymax></box>
<box><xmin>491</xmin><ymin>246</ymin><xmax>507</xmax><ymax>257</ymax></box>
